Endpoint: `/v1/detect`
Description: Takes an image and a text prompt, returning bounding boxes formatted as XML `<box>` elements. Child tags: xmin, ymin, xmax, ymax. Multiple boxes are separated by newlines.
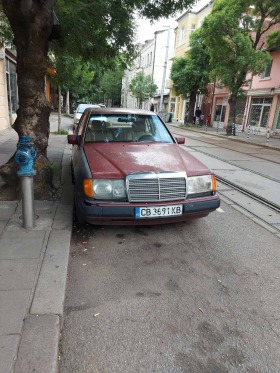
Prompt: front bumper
<box><xmin>79</xmin><ymin>195</ymin><xmax>220</xmax><ymax>225</ymax></box>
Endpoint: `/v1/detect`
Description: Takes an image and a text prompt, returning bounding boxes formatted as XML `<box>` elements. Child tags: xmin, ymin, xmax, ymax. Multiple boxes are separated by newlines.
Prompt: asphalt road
<box><xmin>60</xmin><ymin>128</ymin><xmax>280</xmax><ymax>373</ymax></box>
<box><xmin>60</xmin><ymin>212</ymin><xmax>280</xmax><ymax>372</ymax></box>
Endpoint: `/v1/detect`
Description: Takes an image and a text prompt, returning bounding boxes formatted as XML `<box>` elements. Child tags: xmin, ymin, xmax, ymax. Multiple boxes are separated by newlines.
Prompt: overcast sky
<box><xmin>135</xmin><ymin>17</ymin><xmax>177</xmax><ymax>44</ymax></box>
<box><xmin>135</xmin><ymin>0</ymin><xmax>211</xmax><ymax>43</ymax></box>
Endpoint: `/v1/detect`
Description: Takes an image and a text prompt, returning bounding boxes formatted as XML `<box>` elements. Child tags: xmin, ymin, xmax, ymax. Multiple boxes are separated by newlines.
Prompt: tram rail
<box><xmin>216</xmin><ymin>175</ymin><xmax>280</xmax><ymax>214</ymax></box>
<box><xmin>169</xmin><ymin>128</ymin><xmax>280</xmax><ymax>233</ymax></box>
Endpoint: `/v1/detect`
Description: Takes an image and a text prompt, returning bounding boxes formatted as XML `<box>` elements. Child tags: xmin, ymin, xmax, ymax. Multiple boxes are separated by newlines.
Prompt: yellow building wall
<box><xmin>169</xmin><ymin>3</ymin><xmax>212</xmax><ymax>122</ymax></box>
<box><xmin>0</xmin><ymin>58</ymin><xmax>9</xmax><ymax>131</ymax></box>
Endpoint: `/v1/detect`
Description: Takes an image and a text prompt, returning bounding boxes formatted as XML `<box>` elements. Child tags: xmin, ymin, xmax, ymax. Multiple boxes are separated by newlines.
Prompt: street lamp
<box><xmin>159</xmin><ymin>27</ymin><xmax>171</xmax><ymax>112</ymax></box>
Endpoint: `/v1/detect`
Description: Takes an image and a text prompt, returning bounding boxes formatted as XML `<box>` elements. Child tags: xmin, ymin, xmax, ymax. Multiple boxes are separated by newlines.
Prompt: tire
<box><xmin>74</xmin><ymin>203</ymin><xmax>86</xmax><ymax>225</ymax></box>
<box><xmin>74</xmin><ymin>189</ymin><xmax>86</xmax><ymax>225</ymax></box>
<box><xmin>71</xmin><ymin>161</ymin><xmax>75</xmax><ymax>184</ymax></box>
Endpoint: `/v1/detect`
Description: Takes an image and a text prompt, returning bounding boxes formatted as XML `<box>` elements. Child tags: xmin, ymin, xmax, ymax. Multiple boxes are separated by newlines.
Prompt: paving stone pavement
<box><xmin>0</xmin><ymin>112</ymin><xmax>73</xmax><ymax>373</ymax></box>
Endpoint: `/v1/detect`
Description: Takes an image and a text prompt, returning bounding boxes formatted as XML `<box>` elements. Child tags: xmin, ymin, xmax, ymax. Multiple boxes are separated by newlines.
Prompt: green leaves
<box><xmin>170</xmin><ymin>29</ymin><xmax>211</xmax><ymax>97</ymax></box>
<box><xmin>266</xmin><ymin>30</ymin><xmax>280</xmax><ymax>51</ymax></box>
<box><xmin>0</xmin><ymin>9</ymin><xmax>13</xmax><ymax>47</ymax></box>
<box><xmin>51</xmin><ymin>0</ymin><xmax>198</xmax><ymax>66</ymax></box>
<box><xmin>129</xmin><ymin>72</ymin><xmax>157</xmax><ymax>106</ymax></box>
<box><xmin>100</xmin><ymin>65</ymin><xmax>124</xmax><ymax>105</ymax></box>
<box><xmin>199</xmin><ymin>0</ymin><xmax>275</xmax><ymax>126</ymax></box>
<box><xmin>200</xmin><ymin>0</ymin><xmax>273</xmax><ymax>94</ymax></box>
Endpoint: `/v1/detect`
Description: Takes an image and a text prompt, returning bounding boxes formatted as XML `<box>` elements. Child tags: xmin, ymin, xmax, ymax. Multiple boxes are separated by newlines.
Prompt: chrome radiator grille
<box><xmin>126</xmin><ymin>173</ymin><xmax>187</xmax><ymax>202</ymax></box>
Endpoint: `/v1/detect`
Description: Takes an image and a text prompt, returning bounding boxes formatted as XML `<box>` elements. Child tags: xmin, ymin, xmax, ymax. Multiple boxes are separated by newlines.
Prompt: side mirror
<box><xmin>175</xmin><ymin>137</ymin><xmax>185</xmax><ymax>144</ymax></box>
<box><xmin>68</xmin><ymin>134</ymin><xmax>78</xmax><ymax>145</ymax></box>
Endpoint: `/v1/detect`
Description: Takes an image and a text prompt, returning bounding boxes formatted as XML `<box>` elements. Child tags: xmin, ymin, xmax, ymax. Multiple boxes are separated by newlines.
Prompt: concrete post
<box><xmin>21</xmin><ymin>176</ymin><xmax>35</xmax><ymax>228</ymax></box>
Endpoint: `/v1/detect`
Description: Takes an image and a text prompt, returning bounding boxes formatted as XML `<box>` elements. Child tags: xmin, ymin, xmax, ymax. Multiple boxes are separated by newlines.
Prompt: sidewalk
<box><xmin>0</xmin><ymin>113</ymin><xmax>74</xmax><ymax>373</ymax></box>
<box><xmin>168</xmin><ymin>119</ymin><xmax>280</xmax><ymax>150</ymax></box>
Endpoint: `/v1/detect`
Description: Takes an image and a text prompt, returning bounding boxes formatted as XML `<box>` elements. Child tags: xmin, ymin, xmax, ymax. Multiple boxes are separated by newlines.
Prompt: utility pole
<box><xmin>159</xmin><ymin>27</ymin><xmax>171</xmax><ymax>112</ymax></box>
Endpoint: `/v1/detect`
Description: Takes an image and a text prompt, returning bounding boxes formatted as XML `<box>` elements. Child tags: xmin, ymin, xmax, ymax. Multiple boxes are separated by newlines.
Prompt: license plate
<box><xmin>135</xmin><ymin>204</ymin><xmax>183</xmax><ymax>219</ymax></box>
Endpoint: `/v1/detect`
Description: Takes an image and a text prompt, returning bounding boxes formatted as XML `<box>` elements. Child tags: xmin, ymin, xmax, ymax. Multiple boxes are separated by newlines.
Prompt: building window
<box><xmin>179</xmin><ymin>27</ymin><xmax>185</xmax><ymax>46</ymax></box>
<box><xmin>260</xmin><ymin>62</ymin><xmax>272</xmax><ymax>79</ymax></box>
<box><xmin>214</xmin><ymin>104</ymin><xmax>226</xmax><ymax>122</ymax></box>
<box><xmin>273</xmin><ymin>98</ymin><xmax>280</xmax><ymax>130</ymax></box>
<box><xmin>5</xmin><ymin>57</ymin><xmax>18</xmax><ymax>115</ymax></box>
<box><xmin>191</xmin><ymin>24</ymin><xmax>196</xmax><ymax>33</ymax></box>
<box><xmin>248</xmin><ymin>97</ymin><xmax>272</xmax><ymax>127</ymax></box>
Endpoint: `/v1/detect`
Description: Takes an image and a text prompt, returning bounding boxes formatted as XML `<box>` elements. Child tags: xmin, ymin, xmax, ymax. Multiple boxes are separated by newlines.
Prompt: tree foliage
<box><xmin>100</xmin><ymin>64</ymin><xmax>124</xmax><ymax>106</ymax></box>
<box><xmin>0</xmin><ymin>0</ymin><xmax>198</xmax><ymax>195</ymax></box>
<box><xmin>200</xmin><ymin>0</ymin><xmax>273</xmax><ymax>133</ymax></box>
<box><xmin>129</xmin><ymin>72</ymin><xmax>157</xmax><ymax>108</ymax></box>
<box><xmin>52</xmin><ymin>0</ymin><xmax>198</xmax><ymax>66</ymax></box>
<box><xmin>171</xmin><ymin>29</ymin><xmax>211</xmax><ymax>122</ymax></box>
<box><xmin>0</xmin><ymin>7</ymin><xmax>12</xmax><ymax>47</ymax></box>
<box><xmin>48</xmin><ymin>56</ymin><xmax>95</xmax><ymax>100</ymax></box>
<box><xmin>266</xmin><ymin>30</ymin><xmax>280</xmax><ymax>51</ymax></box>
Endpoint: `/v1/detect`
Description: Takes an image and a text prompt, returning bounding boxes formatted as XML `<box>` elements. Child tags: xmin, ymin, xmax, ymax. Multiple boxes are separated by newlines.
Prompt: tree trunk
<box><xmin>58</xmin><ymin>86</ymin><xmax>62</xmax><ymax>132</ymax></box>
<box><xmin>228</xmin><ymin>92</ymin><xmax>238</xmax><ymax>136</ymax></box>
<box><xmin>0</xmin><ymin>1</ymin><xmax>55</xmax><ymax>199</ymax></box>
<box><xmin>66</xmin><ymin>90</ymin><xmax>70</xmax><ymax>115</ymax></box>
<box><xmin>187</xmin><ymin>88</ymin><xmax>198</xmax><ymax>123</ymax></box>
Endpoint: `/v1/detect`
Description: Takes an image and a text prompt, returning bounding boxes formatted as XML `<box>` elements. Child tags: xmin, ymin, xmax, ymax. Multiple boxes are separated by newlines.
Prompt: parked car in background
<box><xmin>68</xmin><ymin>108</ymin><xmax>220</xmax><ymax>225</ymax></box>
<box><xmin>73</xmin><ymin>103</ymin><xmax>101</xmax><ymax>130</ymax></box>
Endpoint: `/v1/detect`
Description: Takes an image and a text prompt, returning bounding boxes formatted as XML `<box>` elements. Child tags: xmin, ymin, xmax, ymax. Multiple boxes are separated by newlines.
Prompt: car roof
<box><xmin>84</xmin><ymin>107</ymin><xmax>153</xmax><ymax>115</ymax></box>
<box><xmin>78</xmin><ymin>104</ymin><xmax>101</xmax><ymax>108</ymax></box>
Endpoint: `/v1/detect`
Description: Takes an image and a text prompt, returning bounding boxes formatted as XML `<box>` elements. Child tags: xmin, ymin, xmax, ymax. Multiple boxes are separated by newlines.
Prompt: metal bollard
<box><xmin>266</xmin><ymin>127</ymin><xmax>270</xmax><ymax>143</ymax></box>
<box><xmin>247</xmin><ymin>123</ymin><xmax>251</xmax><ymax>139</ymax></box>
<box><xmin>15</xmin><ymin>136</ymin><xmax>36</xmax><ymax>228</ymax></box>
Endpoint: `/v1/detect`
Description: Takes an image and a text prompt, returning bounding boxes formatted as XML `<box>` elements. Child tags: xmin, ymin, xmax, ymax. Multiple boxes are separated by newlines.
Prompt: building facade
<box><xmin>0</xmin><ymin>47</ymin><xmax>18</xmax><ymax>131</ymax></box>
<box><xmin>123</xmin><ymin>38</ymin><xmax>155</xmax><ymax>110</ymax></box>
<box><xmin>209</xmin><ymin>49</ymin><xmax>280</xmax><ymax>134</ymax></box>
<box><xmin>121</xmin><ymin>28</ymin><xmax>175</xmax><ymax>113</ymax></box>
<box><xmin>168</xmin><ymin>1</ymin><xmax>213</xmax><ymax>122</ymax></box>
<box><xmin>245</xmin><ymin>50</ymin><xmax>280</xmax><ymax>133</ymax></box>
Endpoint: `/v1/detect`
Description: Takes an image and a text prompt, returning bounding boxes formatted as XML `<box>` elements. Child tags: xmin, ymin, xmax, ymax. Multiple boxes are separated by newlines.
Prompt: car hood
<box><xmin>83</xmin><ymin>143</ymin><xmax>211</xmax><ymax>178</ymax></box>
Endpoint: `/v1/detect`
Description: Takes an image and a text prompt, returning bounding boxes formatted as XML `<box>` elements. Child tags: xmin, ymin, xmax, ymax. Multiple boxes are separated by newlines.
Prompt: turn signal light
<box><xmin>211</xmin><ymin>174</ymin><xmax>217</xmax><ymax>192</ymax></box>
<box><xmin>83</xmin><ymin>179</ymin><xmax>93</xmax><ymax>197</ymax></box>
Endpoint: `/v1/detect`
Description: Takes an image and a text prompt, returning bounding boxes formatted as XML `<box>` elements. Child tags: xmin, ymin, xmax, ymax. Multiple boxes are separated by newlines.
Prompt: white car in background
<box><xmin>73</xmin><ymin>104</ymin><xmax>101</xmax><ymax>129</ymax></box>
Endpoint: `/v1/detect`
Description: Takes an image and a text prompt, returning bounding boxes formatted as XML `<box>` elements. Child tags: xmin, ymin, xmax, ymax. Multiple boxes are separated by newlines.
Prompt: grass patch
<box><xmin>48</xmin><ymin>162</ymin><xmax>59</xmax><ymax>176</ymax></box>
<box><xmin>52</xmin><ymin>129</ymin><xmax>68</xmax><ymax>135</ymax></box>
<box><xmin>179</xmin><ymin>123</ymin><xmax>191</xmax><ymax>129</ymax></box>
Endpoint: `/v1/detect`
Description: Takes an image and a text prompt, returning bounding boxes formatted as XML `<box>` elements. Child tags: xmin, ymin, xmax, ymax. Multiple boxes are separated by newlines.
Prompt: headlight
<box><xmin>187</xmin><ymin>175</ymin><xmax>216</xmax><ymax>195</ymax></box>
<box><xmin>92</xmin><ymin>179</ymin><xmax>126</xmax><ymax>199</ymax></box>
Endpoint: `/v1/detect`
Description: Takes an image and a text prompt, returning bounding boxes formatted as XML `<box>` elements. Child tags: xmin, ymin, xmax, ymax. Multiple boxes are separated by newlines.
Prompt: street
<box><xmin>60</xmin><ymin>130</ymin><xmax>280</xmax><ymax>373</ymax></box>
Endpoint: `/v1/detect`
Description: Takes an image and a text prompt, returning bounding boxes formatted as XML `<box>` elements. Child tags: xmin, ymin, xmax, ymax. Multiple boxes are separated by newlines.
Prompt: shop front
<box><xmin>213</xmin><ymin>96</ymin><xmax>228</xmax><ymax>128</ymax></box>
<box><xmin>247</xmin><ymin>97</ymin><xmax>272</xmax><ymax>128</ymax></box>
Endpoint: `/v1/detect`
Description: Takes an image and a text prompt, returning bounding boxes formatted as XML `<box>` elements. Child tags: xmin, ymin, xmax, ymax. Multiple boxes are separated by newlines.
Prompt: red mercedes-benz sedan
<box><xmin>68</xmin><ymin>108</ymin><xmax>220</xmax><ymax>225</ymax></box>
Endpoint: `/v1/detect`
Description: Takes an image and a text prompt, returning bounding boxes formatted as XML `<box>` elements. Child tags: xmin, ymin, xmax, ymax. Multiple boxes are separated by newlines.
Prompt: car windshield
<box><xmin>84</xmin><ymin>114</ymin><xmax>174</xmax><ymax>143</ymax></box>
